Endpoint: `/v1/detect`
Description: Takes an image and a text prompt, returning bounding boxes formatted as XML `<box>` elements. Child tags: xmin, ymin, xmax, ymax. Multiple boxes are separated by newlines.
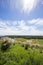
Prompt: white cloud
<box><xmin>28</xmin><ymin>19</ymin><xmax>39</xmax><ymax>24</ymax></box>
<box><xmin>0</xmin><ymin>18</ymin><xmax>43</xmax><ymax>36</ymax></box>
<box><xmin>28</xmin><ymin>18</ymin><xmax>43</xmax><ymax>26</ymax></box>
<box><xmin>17</xmin><ymin>20</ymin><xmax>29</xmax><ymax>30</ymax></box>
<box><xmin>35</xmin><ymin>18</ymin><xmax>43</xmax><ymax>25</ymax></box>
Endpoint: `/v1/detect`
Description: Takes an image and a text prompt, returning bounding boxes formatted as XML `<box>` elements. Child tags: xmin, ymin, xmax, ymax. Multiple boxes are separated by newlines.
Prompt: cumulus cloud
<box><xmin>0</xmin><ymin>0</ymin><xmax>41</xmax><ymax>13</ymax></box>
<box><xmin>0</xmin><ymin>18</ymin><xmax>43</xmax><ymax>36</ymax></box>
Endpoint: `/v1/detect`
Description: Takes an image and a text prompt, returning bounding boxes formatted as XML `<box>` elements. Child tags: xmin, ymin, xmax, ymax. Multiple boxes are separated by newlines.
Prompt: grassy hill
<box><xmin>0</xmin><ymin>36</ymin><xmax>43</xmax><ymax>65</ymax></box>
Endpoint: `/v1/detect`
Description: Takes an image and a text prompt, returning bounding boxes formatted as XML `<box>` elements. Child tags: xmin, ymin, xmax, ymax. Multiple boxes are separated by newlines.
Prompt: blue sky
<box><xmin>0</xmin><ymin>0</ymin><xmax>43</xmax><ymax>35</ymax></box>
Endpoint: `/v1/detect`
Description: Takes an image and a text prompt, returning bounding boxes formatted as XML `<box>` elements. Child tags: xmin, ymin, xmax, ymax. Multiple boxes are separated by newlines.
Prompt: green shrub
<box><xmin>31</xmin><ymin>45</ymin><xmax>35</xmax><ymax>49</ymax></box>
<box><xmin>1</xmin><ymin>41</ymin><xmax>10</xmax><ymax>51</ymax></box>
<box><xmin>21</xmin><ymin>44</ymin><xmax>24</xmax><ymax>47</ymax></box>
<box><xmin>24</xmin><ymin>44</ymin><xmax>29</xmax><ymax>50</ymax></box>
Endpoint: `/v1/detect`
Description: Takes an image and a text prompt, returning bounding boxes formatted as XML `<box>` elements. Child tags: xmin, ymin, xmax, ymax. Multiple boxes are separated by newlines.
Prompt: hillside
<box><xmin>0</xmin><ymin>36</ymin><xmax>43</xmax><ymax>65</ymax></box>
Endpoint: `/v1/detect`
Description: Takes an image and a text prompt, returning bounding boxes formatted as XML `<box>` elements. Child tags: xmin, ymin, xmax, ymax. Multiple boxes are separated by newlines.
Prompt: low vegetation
<box><xmin>0</xmin><ymin>37</ymin><xmax>43</xmax><ymax>65</ymax></box>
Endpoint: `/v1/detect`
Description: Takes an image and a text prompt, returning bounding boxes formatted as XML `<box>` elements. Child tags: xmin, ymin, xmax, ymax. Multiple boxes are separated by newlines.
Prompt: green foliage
<box><xmin>24</xmin><ymin>44</ymin><xmax>29</xmax><ymax>50</ymax></box>
<box><xmin>21</xmin><ymin>44</ymin><xmax>24</xmax><ymax>47</ymax></box>
<box><xmin>1</xmin><ymin>41</ymin><xmax>11</xmax><ymax>52</ymax></box>
<box><xmin>38</xmin><ymin>39</ymin><xmax>43</xmax><ymax>44</ymax></box>
<box><xmin>0</xmin><ymin>41</ymin><xmax>43</xmax><ymax>65</ymax></box>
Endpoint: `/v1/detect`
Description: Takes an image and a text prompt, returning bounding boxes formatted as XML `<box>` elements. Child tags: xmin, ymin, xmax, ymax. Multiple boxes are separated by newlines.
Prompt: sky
<box><xmin>0</xmin><ymin>0</ymin><xmax>43</xmax><ymax>36</ymax></box>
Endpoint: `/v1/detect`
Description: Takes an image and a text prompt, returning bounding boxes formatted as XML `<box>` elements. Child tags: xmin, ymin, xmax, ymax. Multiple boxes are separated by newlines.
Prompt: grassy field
<box><xmin>0</xmin><ymin>37</ymin><xmax>43</xmax><ymax>65</ymax></box>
